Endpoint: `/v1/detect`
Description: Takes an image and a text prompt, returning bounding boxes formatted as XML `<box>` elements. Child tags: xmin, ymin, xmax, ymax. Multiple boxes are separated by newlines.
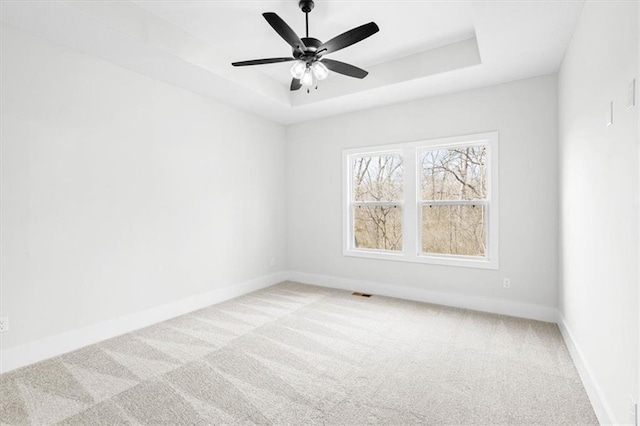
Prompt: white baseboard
<box><xmin>288</xmin><ymin>271</ymin><xmax>558</xmax><ymax>323</ymax></box>
<box><xmin>1</xmin><ymin>268</ymin><xmax>612</xmax><ymax>424</ymax></box>
<box><xmin>557</xmin><ymin>314</ymin><xmax>615</xmax><ymax>425</ymax></box>
<box><xmin>0</xmin><ymin>271</ymin><xmax>288</xmax><ymax>374</ymax></box>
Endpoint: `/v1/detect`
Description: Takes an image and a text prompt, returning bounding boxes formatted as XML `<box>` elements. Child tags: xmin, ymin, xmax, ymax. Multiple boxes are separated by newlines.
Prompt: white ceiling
<box><xmin>0</xmin><ymin>0</ymin><xmax>584</xmax><ymax>124</ymax></box>
<box><xmin>134</xmin><ymin>1</ymin><xmax>478</xmax><ymax>85</ymax></box>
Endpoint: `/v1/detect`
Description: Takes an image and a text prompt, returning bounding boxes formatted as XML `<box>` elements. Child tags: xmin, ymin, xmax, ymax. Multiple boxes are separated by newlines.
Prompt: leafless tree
<box><xmin>353</xmin><ymin>154</ymin><xmax>403</xmax><ymax>250</ymax></box>
<box><xmin>421</xmin><ymin>146</ymin><xmax>487</xmax><ymax>256</ymax></box>
<box><xmin>352</xmin><ymin>146</ymin><xmax>487</xmax><ymax>256</ymax></box>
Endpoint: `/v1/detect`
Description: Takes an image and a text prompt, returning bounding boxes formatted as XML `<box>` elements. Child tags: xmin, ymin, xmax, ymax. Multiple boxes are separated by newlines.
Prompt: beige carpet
<box><xmin>0</xmin><ymin>281</ymin><xmax>597</xmax><ymax>425</ymax></box>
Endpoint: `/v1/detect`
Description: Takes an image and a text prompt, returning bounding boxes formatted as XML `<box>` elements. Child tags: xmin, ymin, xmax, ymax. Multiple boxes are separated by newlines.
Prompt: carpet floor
<box><xmin>0</xmin><ymin>281</ymin><xmax>597</xmax><ymax>425</ymax></box>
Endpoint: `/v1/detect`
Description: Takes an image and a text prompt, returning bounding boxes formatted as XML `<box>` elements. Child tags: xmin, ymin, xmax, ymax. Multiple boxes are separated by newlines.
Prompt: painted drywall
<box><xmin>558</xmin><ymin>1</ymin><xmax>638</xmax><ymax>424</ymax></box>
<box><xmin>0</xmin><ymin>25</ymin><xmax>287</xmax><ymax>351</ymax></box>
<box><xmin>286</xmin><ymin>74</ymin><xmax>559</xmax><ymax>310</ymax></box>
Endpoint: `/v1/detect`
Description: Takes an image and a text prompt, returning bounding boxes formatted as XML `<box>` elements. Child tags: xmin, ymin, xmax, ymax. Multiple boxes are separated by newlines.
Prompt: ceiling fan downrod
<box><xmin>299</xmin><ymin>0</ymin><xmax>314</xmax><ymax>38</ymax></box>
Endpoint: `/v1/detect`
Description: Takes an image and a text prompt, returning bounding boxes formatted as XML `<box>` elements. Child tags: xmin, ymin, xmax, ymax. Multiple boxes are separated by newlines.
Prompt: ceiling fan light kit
<box><xmin>231</xmin><ymin>0</ymin><xmax>379</xmax><ymax>92</ymax></box>
<box><xmin>311</xmin><ymin>61</ymin><xmax>329</xmax><ymax>80</ymax></box>
<box><xmin>290</xmin><ymin>61</ymin><xmax>328</xmax><ymax>84</ymax></box>
<box><xmin>290</xmin><ymin>61</ymin><xmax>307</xmax><ymax>79</ymax></box>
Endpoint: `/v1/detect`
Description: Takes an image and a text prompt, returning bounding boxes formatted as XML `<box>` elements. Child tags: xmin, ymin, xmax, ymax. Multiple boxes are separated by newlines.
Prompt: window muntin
<box><xmin>419</xmin><ymin>145</ymin><xmax>488</xmax><ymax>258</ymax></box>
<box><xmin>343</xmin><ymin>132</ymin><xmax>498</xmax><ymax>269</ymax></box>
<box><xmin>351</xmin><ymin>154</ymin><xmax>403</xmax><ymax>252</ymax></box>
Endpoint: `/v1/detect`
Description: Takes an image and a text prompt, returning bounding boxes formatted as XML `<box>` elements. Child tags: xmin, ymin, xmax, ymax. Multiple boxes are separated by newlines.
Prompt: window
<box><xmin>343</xmin><ymin>132</ymin><xmax>498</xmax><ymax>269</ymax></box>
<box><xmin>352</xmin><ymin>153</ymin><xmax>404</xmax><ymax>252</ymax></box>
<box><xmin>419</xmin><ymin>145</ymin><xmax>487</xmax><ymax>257</ymax></box>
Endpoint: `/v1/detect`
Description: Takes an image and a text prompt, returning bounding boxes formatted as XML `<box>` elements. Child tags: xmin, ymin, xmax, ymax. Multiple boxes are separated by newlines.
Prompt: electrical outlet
<box><xmin>269</xmin><ymin>257</ymin><xmax>276</xmax><ymax>267</ymax></box>
<box><xmin>0</xmin><ymin>317</ymin><xmax>8</xmax><ymax>332</ymax></box>
<box><xmin>629</xmin><ymin>79</ymin><xmax>636</xmax><ymax>109</ymax></box>
<box><xmin>503</xmin><ymin>278</ymin><xmax>511</xmax><ymax>289</ymax></box>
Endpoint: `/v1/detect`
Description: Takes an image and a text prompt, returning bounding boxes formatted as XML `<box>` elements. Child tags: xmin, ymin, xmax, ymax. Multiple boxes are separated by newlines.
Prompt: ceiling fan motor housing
<box><xmin>298</xmin><ymin>0</ymin><xmax>314</xmax><ymax>13</ymax></box>
<box><xmin>294</xmin><ymin>37</ymin><xmax>322</xmax><ymax>62</ymax></box>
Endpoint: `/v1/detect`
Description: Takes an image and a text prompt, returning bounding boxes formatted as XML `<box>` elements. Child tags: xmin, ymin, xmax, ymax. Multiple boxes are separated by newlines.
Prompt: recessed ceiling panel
<box><xmin>134</xmin><ymin>0</ymin><xmax>476</xmax><ymax>87</ymax></box>
<box><xmin>1</xmin><ymin>0</ymin><xmax>584</xmax><ymax>124</ymax></box>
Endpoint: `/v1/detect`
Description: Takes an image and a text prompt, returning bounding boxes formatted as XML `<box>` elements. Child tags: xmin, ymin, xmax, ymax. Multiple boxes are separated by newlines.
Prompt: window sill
<box><xmin>343</xmin><ymin>249</ymin><xmax>498</xmax><ymax>270</ymax></box>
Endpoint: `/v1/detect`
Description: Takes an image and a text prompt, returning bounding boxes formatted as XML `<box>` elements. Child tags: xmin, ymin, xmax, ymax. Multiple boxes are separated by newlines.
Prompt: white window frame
<box><xmin>342</xmin><ymin>131</ymin><xmax>499</xmax><ymax>270</ymax></box>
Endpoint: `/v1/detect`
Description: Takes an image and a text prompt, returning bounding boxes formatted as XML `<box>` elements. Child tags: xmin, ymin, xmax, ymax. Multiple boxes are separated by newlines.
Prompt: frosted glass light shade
<box><xmin>312</xmin><ymin>62</ymin><xmax>329</xmax><ymax>80</ymax></box>
<box><xmin>290</xmin><ymin>61</ymin><xmax>307</xmax><ymax>79</ymax></box>
<box><xmin>301</xmin><ymin>69</ymin><xmax>314</xmax><ymax>86</ymax></box>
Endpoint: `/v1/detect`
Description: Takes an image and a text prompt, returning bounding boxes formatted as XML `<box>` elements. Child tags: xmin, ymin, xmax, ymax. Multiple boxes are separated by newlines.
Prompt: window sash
<box><xmin>351</xmin><ymin>151</ymin><xmax>404</xmax><ymax>203</ymax></box>
<box><xmin>418</xmin><ymin>202</ymin><xmax>489</xmax><ymax>259</ymax></box>
<box><xmin>418</xmin><ymin>143</ymin><xmax>489</xmax><ymax>203</ymax></box>
<box><xmin>349</xmin><ymin>202</ymin><xmax>404</xmax><ymax>252</ymax></box>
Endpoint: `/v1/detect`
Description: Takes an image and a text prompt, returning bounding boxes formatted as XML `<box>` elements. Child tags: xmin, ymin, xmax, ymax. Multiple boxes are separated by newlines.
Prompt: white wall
<box><xmin>286</xmin><ymin>75</ymin><xmax>559</xmax><ymax>314</ymax></box>
<box><xmin>3</xmin><ymin>7</ymin><xmax>635</xmax><ymax>421</ymax></box>
<box><xmin>558</xmin><ymin>1</ymin><xmax>638</xmax><ymax>424</ymax></box>
<box><xmin>0</xmin><ymin>25</ymin><xmax>287</xmax><ymax>351</ymax></box>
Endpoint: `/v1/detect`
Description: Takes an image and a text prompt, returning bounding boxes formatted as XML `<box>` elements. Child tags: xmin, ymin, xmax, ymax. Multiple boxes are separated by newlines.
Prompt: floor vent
<box><xmin>352</xmin><ymin>292</ymin><xmax>372</xmax><ymax>297</ymax></box>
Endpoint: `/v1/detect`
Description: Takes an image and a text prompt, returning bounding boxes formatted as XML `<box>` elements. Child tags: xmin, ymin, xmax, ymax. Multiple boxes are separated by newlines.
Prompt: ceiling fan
<box><xmin>231</xmin><ymin>0</ymin><xmax>379</xmax><ymax>92</ymax></box>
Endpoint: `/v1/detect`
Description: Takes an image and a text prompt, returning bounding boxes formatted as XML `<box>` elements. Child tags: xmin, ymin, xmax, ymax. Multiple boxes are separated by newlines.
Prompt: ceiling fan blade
<box><xmin>317</xmin><ymin>22</ymin><xmax>379</xmax><ymax>56</ymax></box>
<box><xmin>290</xmin><ymin>78</ymin><xmax>302</xmax><ymax>91</ymax></box>
<box><xmin>263</xmin><ymin>12</ymin><xmax>306</xmax><ymax>51</ymax></box>
<box><xmin>232</xmin><ymin>57</ymin><xmax>295</xmax><ymax>67</ymax></box>
<box><xmin>321</xmin><ymin>59</ymin><xmax>368</xmax><ymax>79</ymax></box>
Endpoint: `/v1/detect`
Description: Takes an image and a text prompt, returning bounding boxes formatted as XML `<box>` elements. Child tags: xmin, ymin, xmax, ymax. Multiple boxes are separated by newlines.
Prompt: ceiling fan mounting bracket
<box><xmin>298</xmin><ymin>0</ymin><xmax>314</xmax><ymax>13</ymax></box>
